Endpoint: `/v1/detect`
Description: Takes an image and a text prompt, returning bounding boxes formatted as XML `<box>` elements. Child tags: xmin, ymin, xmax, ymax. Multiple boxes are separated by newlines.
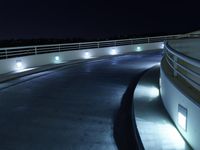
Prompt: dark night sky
<box><xmin>0</xmin><ymin>0</ymin><xmax>200</xmax><ymax>40</ymax></box>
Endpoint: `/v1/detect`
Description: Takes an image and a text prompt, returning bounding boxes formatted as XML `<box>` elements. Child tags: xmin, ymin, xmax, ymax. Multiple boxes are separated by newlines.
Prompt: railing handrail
<box><xmin>1</xmin><ymin>33</ymin><xmax>200</xmax><ymax>60</ymax></box>
<box><xmin>165</xmin><ymin>41</ymin><xmax>200</xmax><ymax>68</ymax></box>
<box><xmin>164</xmin><ymin>39</ymin><xmax>200</xmax><ymax>93</ymax></box>
<box><xmin>0</xmin><ymin>33</ymin><xmax>187</xmax><ymax>51</ymax></box>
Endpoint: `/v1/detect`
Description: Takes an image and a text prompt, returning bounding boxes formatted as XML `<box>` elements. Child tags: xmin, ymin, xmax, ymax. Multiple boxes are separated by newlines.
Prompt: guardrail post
<box><xmin>34</xmin><ymin>47</ymin><xmax>37</xmax><ymax>55</ymax></box>
<box><xmin>173</xmin><ymin>55</ymin><xmax>178</xmax><ymax>77</ymax></box>
<box><xmin>5</xmin><ymin>49</ymin><xmax>7</xmax><ymax>59</ymax></box>
<box><xmin>131</xmin><ymin>39</ymin><xmax>133</xmax><ymax>45</ymax></box>
<box><xmin>78</xmin><ymin>43</ymin><xmax>80</xmax><ymax>50</ymax></box>
<box><xmin>148</xmin><ymin>37</ymin><xmax>150</xmax><ymax>43</ymax></box>
<box><xmin>59</xmin><ymin>44</ymin><xmax>61</xmax><ymax>52</ymax></box>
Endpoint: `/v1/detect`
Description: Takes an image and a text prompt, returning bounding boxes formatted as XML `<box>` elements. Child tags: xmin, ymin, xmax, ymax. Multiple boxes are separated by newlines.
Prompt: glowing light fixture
<box><xmin>55</xmin><ymin>56</ymin><xmax>60</xmax><ymax>61</ymax></box>
<box><xmin>178</xmin><ymin>105</ymin><xmax>187</xmax><ymax>131</ymax></box>
<box><xmin>16</xmin><ymin>60</ymin><xmax>23</xmax><ymax>69</ymax></box>
<box><xmin>137</xmin><ymin>85</ymin><xmax>160</xmax><ymax>100</ymax></box>
<box><xmin>161</xmin><ymin>43</ymin><xmax>165</xmax><ymax>49</ymax></box>
<box><xmin>84</xmin><ymin>52</ymin><xmax>91</xmax><ymax>59</ymax></box>
<box><xmin>110</xmin><ymin>48</ymin><xmax>118</xmax><ymax>55</ymax></box>
<box><xmin>157</xmin><ymin>62</ymin><xmax>161</xmax><ymax>66</ymax></box>
<box><xmin>136</xmin><ymin>46</ymin><xmax>142</xmax><ymax>52</ymax></box>
<box><xmin>149</xmin><ymin>86</ymin><xmax>159</xmax><ymax>98</ymax></box>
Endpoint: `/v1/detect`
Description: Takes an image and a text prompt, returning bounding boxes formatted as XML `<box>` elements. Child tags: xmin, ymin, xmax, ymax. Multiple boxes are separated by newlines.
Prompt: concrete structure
<box><xmin>0</xmin><ymin>33</ymin><xmax>200</xmax><ymax>149</ymax></box>
<box><xmin>160</xmin><ymin>38</ymin><xmax>200</xmax><ymax>149</ymax></box>
<box><xmin>133</xmin><ymin>67</ymin><xmax>191</xmax><ymax>150</ymax></box>
<box><xmin>0</xmin><ymin>42</ymin><xmax>163</xmax><ymax>74</ymax></box>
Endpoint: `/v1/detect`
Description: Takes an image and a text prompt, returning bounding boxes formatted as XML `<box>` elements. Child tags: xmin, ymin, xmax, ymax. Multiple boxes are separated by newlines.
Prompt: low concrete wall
<box><xmin>0</xmin><ymin>42</ymin><xmax>163</xmax><ymax>74</ymax></box>
<box><xmin>160</xmin><ymin>66</ymin><xmax>200</xmax><ymax>149</ymax></box>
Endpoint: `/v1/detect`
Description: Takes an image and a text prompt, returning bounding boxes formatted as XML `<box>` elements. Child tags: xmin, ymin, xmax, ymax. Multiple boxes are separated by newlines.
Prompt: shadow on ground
<box><xmin>113</xmin><ymin>71</ymin><xmax>147</xmax><ymax>150</ymax></box>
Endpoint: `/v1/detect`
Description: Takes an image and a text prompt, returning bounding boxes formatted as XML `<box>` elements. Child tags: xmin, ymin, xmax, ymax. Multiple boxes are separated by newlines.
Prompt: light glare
<box><xmin>137</xmin><ymin>121</ymin><xmax>186</xmax><ymax>149</ymax></box>
<box><xmin>137</xmin><ymin>85</ymin><xmax>160</xmax><ymax>100</ymax></box>
<box><xmin>15</xmin><ymin>67</ymin><xmax>36</xmax><ymax>73</ymax></box>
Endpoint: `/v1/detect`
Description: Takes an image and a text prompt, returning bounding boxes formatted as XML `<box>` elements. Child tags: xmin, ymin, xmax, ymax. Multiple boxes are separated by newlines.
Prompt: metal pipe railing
<box><xmin>165</xmin><ymin>40</ymin><xmax>200</xmax><ymax>91</ymax></box>
<box><xmin>0</xmin><ymin>33</ymin><xmax>200</xmax><ymax>60</ymax></box>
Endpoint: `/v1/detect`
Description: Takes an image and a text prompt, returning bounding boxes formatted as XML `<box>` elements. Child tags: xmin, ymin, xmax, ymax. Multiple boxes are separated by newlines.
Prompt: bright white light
<box><xmin>149</xmin><ymin>86</ymin><xmax>159</xmax><ymax>98</ymax></box>
<box><xmin>16</xmin><ymin>60</ymin><xmax>23</xmax><ymax>70</ymax></box>
<box><xmin>178</xmin><ymin>112</ymin><xmax>187</xmax><ymax>131</ymax></box>
<box><xmin>55</xmin><ymin>56</ymin><xmax>60</xmax><ymax>61</ymax></box>
<box><xmin>136</xmin><ymin>46</ymin><xmax>142</xmax><ymax>52</ymax></box>
<box><xmin>137</xmin><ymin>85</ymin><xmax>160</xmax><ymax>100</ymax></box>
<box><xmin>160</xmin><ymin>124</ymin><xmax>186</xmax><ymax>149</ymax></box>
<box><xmin>16</xmin><ymin>61</ymin><xmax>22</xmax><ymax>68</ymax></box>
<box><xmin>156</xmin><ymin>62</ymin><xmax>161</xmax><ymax>66</ymax></box>
<box><xmin>84</xmin><ymin>52</ymin><xmax>92</xmax><ymax>59</ymax></box>
<box><xmin>161</xmin><ymin>43</ymin><xmax>165</xmax><ymax>49</ymax></box>
<box><xmin>110</xmin><ymin>49</ymin><xmax>118</xmax><ymax>55</ymax></box>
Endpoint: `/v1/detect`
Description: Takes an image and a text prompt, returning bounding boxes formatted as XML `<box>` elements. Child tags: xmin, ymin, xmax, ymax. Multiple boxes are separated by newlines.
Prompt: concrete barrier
<box><xmin>0</xmin><ymin>42</ymin><xmax>163</xmax><ymax>74</ymax></box>
<box><xmin>160</xmin><ymin>66</ymin><xmax>200</xmax><ymax>149</ymax></box>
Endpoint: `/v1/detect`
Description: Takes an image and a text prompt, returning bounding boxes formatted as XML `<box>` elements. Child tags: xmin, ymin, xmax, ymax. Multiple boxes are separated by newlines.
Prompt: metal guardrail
<box><xmin>0</xmin><ymin>33</ymin><xmax>200</xmax><ymax>60</ymax></box>
<box><xmin>165</xmin><ymin>40</ymin><xmax>200</xmax><ymax>91</ymax></box>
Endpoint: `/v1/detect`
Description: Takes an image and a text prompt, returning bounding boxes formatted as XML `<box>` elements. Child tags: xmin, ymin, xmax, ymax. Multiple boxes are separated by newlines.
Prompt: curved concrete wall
<box><xmin>160</xmin><ymin>66</ymin><xmax>200</xmax><ymax>149</ymax></box>
<box><xmin>0</xmin><ymin>42</ymin><xmax>163</xmax><ymax>74</ymax></box>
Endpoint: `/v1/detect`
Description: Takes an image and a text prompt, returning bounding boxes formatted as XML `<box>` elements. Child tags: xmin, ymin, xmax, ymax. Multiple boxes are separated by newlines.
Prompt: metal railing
<box><xmin>0</xmin><ymin>33</ymin><xmax>200</xmax><ymax>60</ymax></box>
<box><xmin>165</xmin><ymin>41</ymin><xmax>200</xmax><ymax>91</ymax></box>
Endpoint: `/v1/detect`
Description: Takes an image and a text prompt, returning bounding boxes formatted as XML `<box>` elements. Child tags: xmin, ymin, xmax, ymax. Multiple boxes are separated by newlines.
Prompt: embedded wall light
<box><xmin>110</xmin><ymin>48</ymin><xmax>118</xmax><ymax>55</ymax></box>
<box><xmin>161</xmin><ymin>43</ymin><xmax>165</xmax><ymax>49</ymax></box>
<box><xmin>55</xmin><ymin>56</ymin><xmax>60</xmax><ymax>61</ymax></box>
<box><xmin>137</xmin><ymin>85</ymin><xmax>160</xmax><ymax>100</ymax></box>
<box><xmin>149</xmin><ymin>86</ymin><xmax>159</xmax><ymax>98</ymax></box>
<box><xmin>84</xmin><ymin>52</ymin><xmax>91</xmax><ymax>59</ymax></box>
<box><xmin>178</xmin><ymin>105</ymin><xmax>187</xmax><ymax>131</ymax></box>
<box><xmin>16</xmin><ymin>60</ymin><xmax>23</xmax><ymax>69</ymax></box>
<box><xmin>136</xmin><ymin>46</ymin><xmax>142</xmax><ymax>52</ymax></box>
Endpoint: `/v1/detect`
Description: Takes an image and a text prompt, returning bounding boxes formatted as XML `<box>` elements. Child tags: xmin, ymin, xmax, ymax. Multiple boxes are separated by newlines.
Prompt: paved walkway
<box><xmin>0</xmin><ymin>51</ymin><xmax>161</xmax><ymax>150</ymax></box>
<box><xmin>133</xmin><ymin>67</ymin><xmax>192</xmax><ymax>150</ymax></box>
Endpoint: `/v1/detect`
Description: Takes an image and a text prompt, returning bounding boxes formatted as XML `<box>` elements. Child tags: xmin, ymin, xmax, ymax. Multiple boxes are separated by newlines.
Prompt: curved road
<box><xmin>0</xmin><ymin>51</ymin><xmax>161</xmax><ymax>150</ymax></box>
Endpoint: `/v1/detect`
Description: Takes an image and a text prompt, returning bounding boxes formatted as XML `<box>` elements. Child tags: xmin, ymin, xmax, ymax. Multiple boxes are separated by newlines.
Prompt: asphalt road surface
<box><xmin>0</xmin><ymin>51</ymin><xmax>161</xmax><ymax>150</ymax></box>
